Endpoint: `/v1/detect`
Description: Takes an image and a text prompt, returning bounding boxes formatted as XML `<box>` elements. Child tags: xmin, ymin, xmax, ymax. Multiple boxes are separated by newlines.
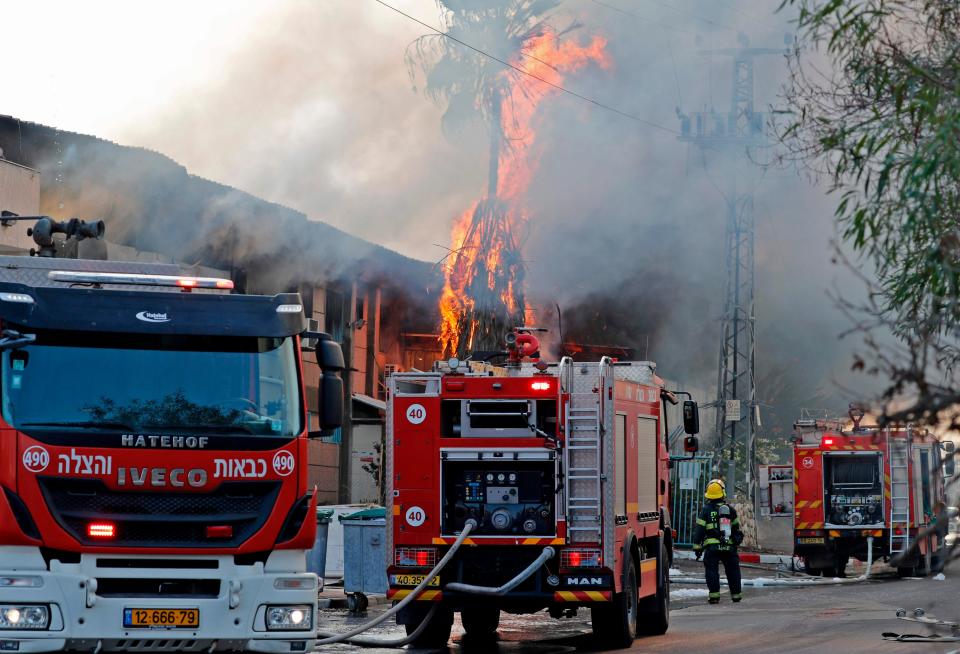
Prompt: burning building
<box><xmin>0</xmin><ymin>114</ymin><xmax>442</xmax><ymax>504</ymax></box>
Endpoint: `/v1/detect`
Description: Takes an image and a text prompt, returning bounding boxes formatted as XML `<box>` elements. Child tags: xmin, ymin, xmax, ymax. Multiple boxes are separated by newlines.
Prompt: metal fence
<box><xmin>670</xmin><ymin>456</ymin><xmax>715</xmax><ymax>547</ymax></box>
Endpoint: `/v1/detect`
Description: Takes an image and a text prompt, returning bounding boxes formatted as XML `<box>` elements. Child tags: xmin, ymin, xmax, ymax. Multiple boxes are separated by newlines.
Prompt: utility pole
<box><xmin>678</xmin><ymin>34</ymin><xmax>785</xmax><ymax>499</ymax></box>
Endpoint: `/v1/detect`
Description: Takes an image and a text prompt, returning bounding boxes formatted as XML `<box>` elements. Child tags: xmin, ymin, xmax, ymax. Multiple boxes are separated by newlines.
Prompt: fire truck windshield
<box><xmin>0</xmin><ymin>331</ymin><xmax>302</xmax><ymax>437</ymax></box>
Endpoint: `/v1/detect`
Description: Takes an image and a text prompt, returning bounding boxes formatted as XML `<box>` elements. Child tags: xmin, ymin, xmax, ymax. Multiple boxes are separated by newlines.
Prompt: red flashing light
<box><xmin>176</xmin><ymin>278</ymin><xmax>198</xmax><ymax>288</ymax></box>
<box><xmin>446</xmin><ymin>381</ymin><xmax>465</xmax><ymax>391</ymax></box>
<box><xmin>531</xmin><ymin>381</ymin><xmax>552</xmax><ymax>391</ymax></box>
<box><xmin>822</xmin><ymin>437</ymin><xmax>835</xmax><ymax>446</ymax></box>
<box><xmin>215</xmin><ymin>279</ymin><xmax>234</xmax><ymax>289</ymax></box>
<box><xmin>568</xmin><ymin>550</ymin><xmax>581</xmax><ymax>567</ymax></box>
<box><xmin>87</xmin><ymin>522</ymin><xmax>115</xmax><ymax>539</ymax></box>
<box><xmin>416</xmin><ymin>550</ymin><xmax>430</xmax><ymax>567</ymax></box>
<box><xmin>206</xmin><ymin>525</ymin><xmax>234</xmax><ymax>539</ymax></box>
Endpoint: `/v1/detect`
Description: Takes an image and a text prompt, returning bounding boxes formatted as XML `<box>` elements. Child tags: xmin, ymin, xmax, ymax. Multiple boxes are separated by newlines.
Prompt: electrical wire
<box><xmin>589</xmin><ymin>0</ymin><xmax>696</xmax><ymax>37</ymax></box>
<box><xmin>371</xmin><ymin>0</ymin><xmax>680</xmax><ymax>135</ymax></box>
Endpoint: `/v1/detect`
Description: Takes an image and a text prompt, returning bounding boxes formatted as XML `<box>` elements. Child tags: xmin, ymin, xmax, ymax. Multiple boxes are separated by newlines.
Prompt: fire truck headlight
<box><xmin>0</xmin><ymin>605</ymin><xmax>50</xmax><ymax>630</ymax></box>
<box><xmin>265</xmin><ymin>605</ymin><xmax>312</xmax><ymax>631</ymax></box>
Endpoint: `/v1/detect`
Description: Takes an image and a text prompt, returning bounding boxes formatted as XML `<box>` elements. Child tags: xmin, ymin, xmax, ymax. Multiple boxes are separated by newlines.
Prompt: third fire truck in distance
<box><xmin>384</xmin><ymin>330</ymin><xmax>701</xmax><ymax>649</ymax></box>
<box><xmin>0</xmin><ymin>217</ymin><xmax>344</xmax><ymax>653</ymax></box>
<box><xmin>792</xmin><ymin>407</ymin><xmax>954</xmax><ymax>577</ymax></box>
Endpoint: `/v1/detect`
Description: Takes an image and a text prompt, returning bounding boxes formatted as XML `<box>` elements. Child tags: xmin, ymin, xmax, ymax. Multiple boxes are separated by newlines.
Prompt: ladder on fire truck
<box><xmin>559</xmin><ymin>356</ymin><xmax>607</xmax><ymax>543</ymax></box>
<box><xmin>888</xmin><ymin>427</ymin><xmax>912</xmax><ymax>557</ymax></box>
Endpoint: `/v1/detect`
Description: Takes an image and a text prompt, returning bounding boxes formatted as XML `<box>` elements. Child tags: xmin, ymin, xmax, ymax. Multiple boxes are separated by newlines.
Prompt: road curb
<box><xmin>674</xmin><ymin>549</ymin><xmax>799</xmax><ymax>566</ymax></box>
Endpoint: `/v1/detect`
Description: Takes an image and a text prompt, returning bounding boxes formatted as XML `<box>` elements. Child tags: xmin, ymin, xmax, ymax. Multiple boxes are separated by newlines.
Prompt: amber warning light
<box><xmin>87</xmin><ymin>522</ymin><xmax>116</xmax><ymax>539</ymax></box>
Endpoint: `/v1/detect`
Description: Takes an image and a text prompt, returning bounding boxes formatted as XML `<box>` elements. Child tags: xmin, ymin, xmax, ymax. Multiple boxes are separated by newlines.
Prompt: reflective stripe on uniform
<box><xmin>709</xmin><ymin>592</ymin><xmax>721</xmax><ymax>599</ymax></box>
<box><xmin>696</xmin><ymin>518</ymin><xmax>707</xmax><ymax>526</ymax></box>
<box><xmin>703</xmin><ymin>538</ymin><xmax>721</xmax><ymax>546</ymax></box>
<box><xmin>731</xmin><ymin>593</ymin><xmax>743</xmax><ymax>599</ymax></box>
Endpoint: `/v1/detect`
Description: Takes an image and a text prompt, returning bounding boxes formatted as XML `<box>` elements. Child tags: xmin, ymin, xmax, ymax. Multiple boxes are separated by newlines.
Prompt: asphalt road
<box><xmin>317</xmin><ymin>561</ymin><xmax>960</xmax><ymax>653</ymax></box>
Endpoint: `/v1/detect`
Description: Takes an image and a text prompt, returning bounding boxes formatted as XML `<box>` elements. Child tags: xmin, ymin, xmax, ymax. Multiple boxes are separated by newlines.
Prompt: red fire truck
<box><xmin>384</xmin><ymin>332</ymin><xmax>701</xmax><ymax>649</ymax></box>
<box><xmin>0</xmin><ymin>221</ymin><xmax>344</xmax><ymax>652</ymax></box>
<box><xmin>792</xmin><ymin>408</ymin><xmax>954</xmax><ymax>577</ymax></box>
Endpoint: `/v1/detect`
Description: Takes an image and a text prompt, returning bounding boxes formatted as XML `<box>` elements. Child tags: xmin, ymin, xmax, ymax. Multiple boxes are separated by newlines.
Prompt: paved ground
<box><xmin>316</xmin><ymin>560</ymin><xmax>960</xmax><ymax>653</ymax></box>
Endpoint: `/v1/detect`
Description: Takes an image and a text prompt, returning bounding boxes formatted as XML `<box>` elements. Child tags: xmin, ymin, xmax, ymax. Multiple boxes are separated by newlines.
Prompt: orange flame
<box><xmin>439</xmin><ymin>32</ymin><xmax>610</xmax><ymax>357</ymax></box>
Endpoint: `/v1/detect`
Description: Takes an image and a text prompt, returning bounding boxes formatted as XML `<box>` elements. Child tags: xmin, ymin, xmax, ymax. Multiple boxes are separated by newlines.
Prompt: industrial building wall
<box><xmin>0</xmin><ymin>159</ymin><xmax>40</xmax><ymax>252</ymax></box>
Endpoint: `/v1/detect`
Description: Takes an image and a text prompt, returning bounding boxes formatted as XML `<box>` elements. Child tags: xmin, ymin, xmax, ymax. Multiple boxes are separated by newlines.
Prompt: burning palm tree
<box><xmin>407</xmin><ymin>1</ymin><xmax>608</xmax><ymax>357</ymax></box>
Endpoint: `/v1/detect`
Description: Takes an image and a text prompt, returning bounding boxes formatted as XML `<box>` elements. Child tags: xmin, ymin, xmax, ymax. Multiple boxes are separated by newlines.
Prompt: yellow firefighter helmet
<box><xmin>705</xmin><ymin>479</ymin><xmax>726</xmax><ymax>500</ymax></box>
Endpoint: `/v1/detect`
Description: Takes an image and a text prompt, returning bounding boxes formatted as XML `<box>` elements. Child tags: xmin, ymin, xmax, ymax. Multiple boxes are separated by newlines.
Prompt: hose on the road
<box><xmin>444</xmin><ymin>546</ymin><xmax>555</xmax><ymax>595</ymax></box>
<box><xmin>673</xmin><ymin>536</ymin><xmax>876</xmax><ymax>589</ymax></box>
<box><xmin>313</xmin><ymin>519</ymin><xmax>476</xmax><ymax>646</ymax></box>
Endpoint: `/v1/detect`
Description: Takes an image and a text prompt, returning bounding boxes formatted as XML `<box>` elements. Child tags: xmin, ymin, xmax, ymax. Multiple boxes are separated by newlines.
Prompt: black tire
<box><xmin>347</xmin><ymin>592</ymin><xmax>369</xmax><ymax>613</ymax></box>
<box><xmin>403</xmin><ymin>605</ymin><xmax>454</xmax><ymax>649</ymax></box>
<box><xmin>592</xmin><ymin>558</ymin><xmax>638</xmax><ymax>649</ymax></box>
<box><xmin>460</xmin><ymin>606</ymin><xmax>500</xmax><ymax>640</ymax></box>
<box><xmin>639</xmin><ymin>540</ymin><xmax>670</xmax><ymax>636</ymax></box>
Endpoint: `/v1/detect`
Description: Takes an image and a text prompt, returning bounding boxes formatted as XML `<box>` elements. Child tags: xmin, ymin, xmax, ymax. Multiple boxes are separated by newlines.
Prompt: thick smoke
<box><xmin>4</xmin><ymin>0</ymin><xmax>877</xmax><ymax>447</ymax></box>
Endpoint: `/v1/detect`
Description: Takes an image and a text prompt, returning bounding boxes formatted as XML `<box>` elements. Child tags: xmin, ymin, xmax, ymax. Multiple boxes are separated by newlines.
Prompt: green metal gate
<box><xmin>670</xmin><ymin>456</ymin><xmax>714</xmax><ymax>547</ymax></box>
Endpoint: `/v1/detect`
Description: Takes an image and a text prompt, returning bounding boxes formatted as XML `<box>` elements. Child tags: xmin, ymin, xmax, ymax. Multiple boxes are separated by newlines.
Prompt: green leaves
<box><xmin>782</xmin><ymin>0</ymin><xmax>960</xmax><ymax>329</ymax></box>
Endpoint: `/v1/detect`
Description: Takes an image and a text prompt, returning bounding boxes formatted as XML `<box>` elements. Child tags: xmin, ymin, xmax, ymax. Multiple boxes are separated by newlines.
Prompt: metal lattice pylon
<box><xmin>678</xmin><ymin>37</ymin><xmax>785</xmax><ymax>496</ymax></box>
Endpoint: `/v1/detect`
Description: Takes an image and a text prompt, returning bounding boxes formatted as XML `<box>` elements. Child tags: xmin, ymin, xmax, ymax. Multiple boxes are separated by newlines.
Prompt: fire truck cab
<box><xmin>385</xmin><ymin>334</ymin><xmax>700</xmax><ymax>649</ymax></box>
<box><xmin>792</xmin><ymin>410</ymin><xmax>953</xmax><ymax>577</ymax></box>
<box><xmin>0</xmin><ymin>248</ymin><xmax>344</xmax><ymax>653</ymax></box>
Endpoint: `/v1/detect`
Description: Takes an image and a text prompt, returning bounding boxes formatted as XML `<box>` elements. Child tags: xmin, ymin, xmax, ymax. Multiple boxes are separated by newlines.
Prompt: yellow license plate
<box><xmin>797</xmin><ymin>537</ymin><xmax>824</xmax><ymax>545</ymax></box>
<box><xmin>124</xmin><ymin>608</ymin><xmax>199</xmax><ymax>629</ymax></box>
<box><xmin>391</xmin><ymin>574</ymin><xmax>439</xmax><ymax>587</ymax></box>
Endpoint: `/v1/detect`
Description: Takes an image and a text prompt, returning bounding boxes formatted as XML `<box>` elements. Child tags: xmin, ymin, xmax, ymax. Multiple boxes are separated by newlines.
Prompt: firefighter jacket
<box><xmin>692</xmin><ymin>499</ymin><xmax>744</xmax><ymax>552</ymax></box>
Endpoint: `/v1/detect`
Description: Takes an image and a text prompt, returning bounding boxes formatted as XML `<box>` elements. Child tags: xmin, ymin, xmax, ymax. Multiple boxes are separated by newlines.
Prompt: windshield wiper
<box><xmin>21</xmin><ymin>420</ymin><xmax>136</xmax><ymax>431</ymax></box>
<box><xmin>148</xmin><ymin>422</ymin><xmax>257</xmax><ymax>435</ymax></box>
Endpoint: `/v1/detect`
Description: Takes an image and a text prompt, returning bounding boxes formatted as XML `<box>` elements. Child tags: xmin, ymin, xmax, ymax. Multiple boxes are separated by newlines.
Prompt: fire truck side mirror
<box><xmin>682</xmin><ymin>400</ymin><xmax>700</xmax><ymax>435</ymax></box>
<box><xmin>683</xmin><ymin>435</ymin><xmax>700</xmax><ymax>454</ymax></box>
<box><xmin>316</xmin><ymin>336</ymin><xmax>345</xmax><ymax>433</ymax></box>
<box><xmin>942</xmin><ymin>441</ymin><xmax>956</xmax><ymax>478</ymax></box>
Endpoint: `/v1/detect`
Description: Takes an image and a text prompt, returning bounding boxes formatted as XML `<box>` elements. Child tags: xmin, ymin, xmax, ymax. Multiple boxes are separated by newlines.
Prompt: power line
<box><xmin>716</xmin><ymin>0</ymin><xmax>783</xmax><ymax>32</ymax></box>
<box><xmin>590</xmin><ymin>0</ymin><xmax>696</xmax><ymax>37</ymax></box>
<box><xmin>639</xmin><ymin>0</ymin><xmax>738</xmax><ymax>33</ymax></box>
<box><xmin>371</xmin><ymin>0</ymin><xmax>680</xmax><ymax>135</ymax></box>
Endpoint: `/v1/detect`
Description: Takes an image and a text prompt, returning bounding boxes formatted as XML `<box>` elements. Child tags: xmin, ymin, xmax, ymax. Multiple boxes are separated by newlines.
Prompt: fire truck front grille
<box><xmin>38</xmin><ymin>478</ymin><xmax>281</xmax><ymax>547</ymax></box>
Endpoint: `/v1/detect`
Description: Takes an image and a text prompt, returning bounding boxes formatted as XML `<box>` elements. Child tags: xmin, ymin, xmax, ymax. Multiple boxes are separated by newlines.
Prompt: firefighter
<box><xmin>693</xmin><ymin>479</ymin><xmax>744</xmax><ymax>604</ymax></box>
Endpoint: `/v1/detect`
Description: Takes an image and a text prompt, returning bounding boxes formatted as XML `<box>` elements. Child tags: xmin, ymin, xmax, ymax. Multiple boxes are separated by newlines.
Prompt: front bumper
<box><xmin>0</xmin><ymin>550</ymin><xmax>317</xmax><ymax>653</ymax></box>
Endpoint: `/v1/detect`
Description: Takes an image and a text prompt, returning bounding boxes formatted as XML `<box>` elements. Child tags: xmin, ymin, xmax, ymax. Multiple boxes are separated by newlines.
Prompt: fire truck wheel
<box><xmin>591</xmin><ymin>558</ymin><xmax>638</xmax><ymax>649</ymax></box>
<box><xmin>639</xmin><ymin>540</ymin><xmax>670</xmax><ymax>636</ymax></box>
<box><xmin>403</xmin><ymin>604</ymin><xmax>454</xmax><ymax>649</ymax></box>
<box><xmin>460</xmin><ymin>607</ymin><xmax>500</xmax><ymax>638</ymax></box>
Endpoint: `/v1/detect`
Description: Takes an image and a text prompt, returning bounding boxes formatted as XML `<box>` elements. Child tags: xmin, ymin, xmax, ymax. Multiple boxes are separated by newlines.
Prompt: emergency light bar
<box><xmin>48</xmin><ymin>271</ymin><xmax>234</xmax><ymax>291</ymax></box>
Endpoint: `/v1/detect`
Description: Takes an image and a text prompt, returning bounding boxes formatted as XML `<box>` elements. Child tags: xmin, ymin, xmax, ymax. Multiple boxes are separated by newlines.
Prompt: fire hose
<box><xmin>673</xmin><ymin>536</ymin><xmax>875</xmax><ymax>588</ymax></box>
<box><xmin>313</xmin><ymin>519</ymin><xmax>477</xmax><ymax>646</ymax></box>
<box><xmin>315</xmin><ymin>520</ymin><xmax>554</xmax><ymax>647</ymax></box>
<box><xmin>444</xmin><ymin>546</ymin><xmax>555</xmax><ymax>595</ymax></box>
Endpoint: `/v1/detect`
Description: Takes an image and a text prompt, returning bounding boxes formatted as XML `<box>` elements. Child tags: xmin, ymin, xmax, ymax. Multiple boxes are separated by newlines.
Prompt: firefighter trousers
<box><xmin>703</xmin><ymin>549</ymin><xmax>742</xmax><ymax>601</ymax></box>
